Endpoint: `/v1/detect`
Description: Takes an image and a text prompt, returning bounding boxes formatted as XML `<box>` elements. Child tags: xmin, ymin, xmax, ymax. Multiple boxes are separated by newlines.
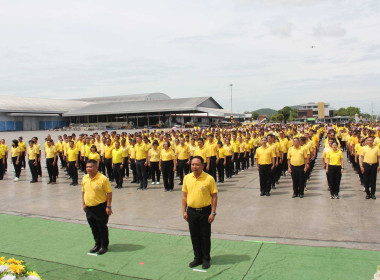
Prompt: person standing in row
<box><xmin>82</xmin><ymin>159</ymin><xmax>113</xmax><ymax>255</ymax></box>
<box><xmin>326</xmin><ymin>142</ymin><xmax>344</xmax><ymax>199</ymax></box>
<box><xmin>176</xmin><ymin>137</ymin><xmax>190</xmax><ymax>186</ymax></box>
<box><xmin>88</xmin><ymin>145</ymin><xmax>100</xmax><ymax>168</ymax></box>
<box><xmin>216</xmin><ymin>141</ymin><xmax>225</xmax><ymax>183</ymax></box>
<box><xmin>255</xmin><ymin>137</ymin><xmax>275</xmax><ymax>196</ymax></box>
<box><xmin>224</xmin><ymin>139</ymin><xmax>234</xmax><ymax>179</ymax></box>
<box><xmin>360</xmin><ymin>136</ymin><xmax>380</xmax><ymax>200</ymax></box>
<box><xmin>103</xmin><ymin>139</ymin><xmax>114</xmax><ymax>182</ymax></box>
<box><xmin>160</xmin><ymin>141</ymin><xmax>176</xmax><ymax>192</ymax></box>
<box><xmin>148</xmin><ymin>141</ymin><xmax>160</xmax><ymax>185</ymax></box>
<box><xmin>28</xmin><ymin>140</ymin><xmax>38</xmax><ymax>183</ymax></box>
<box><xmin>112</xmin><ymin>141</ymin><xmax>124</xmax><ymax>189</ymax></box>
<box><xmin>11</xmin><ymin>139</ymin><xmax>22</xmax><ymax>182</ymax></box>
<box><xmin>182</xmin><ymin>156</ymin><xmax>218</xmax><ymax>270</ymax></box>
<box><xmin>135</xmin><ymin>135</ymin><xmax>149</xmax><ymax>190</ymax></box>
<box><xmin>0</xmin><ymin>141</ymin><xmax>5</xmax><ymax>180</ymax></box>
<box><xmin>33</xmin><ymin>137</ymin><xmax>42</xmax><ymax>177</ymax></box>
<box><xmin>288</xmin><ymin>138</ymin><xmax>309</xmax><ymax>198</ymax></box>
<box><xmin>45</xmin><ymin>139</ymin><xmax>58</xmax><ymax>184</ymax></box>
<box><xmin>67</xmin><ymin>141</ymin><xmax>79</xmax><ymax>186</ymax></box>
<box><xmin>18</xmin><ymin>137</ymin><xmax>27</xmax><ymax>169</ymax></box>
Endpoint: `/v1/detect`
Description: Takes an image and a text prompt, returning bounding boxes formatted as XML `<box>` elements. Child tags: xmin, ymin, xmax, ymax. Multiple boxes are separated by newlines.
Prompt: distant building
<box><xmin>0</xmin><ymin>93</ymin><xmax>243</xmax><ymax>131</ymax></box>
<box><xmin>297</xmin><ymin>102</ymin><xmax>334</xmax><ymax>121</ymax></box>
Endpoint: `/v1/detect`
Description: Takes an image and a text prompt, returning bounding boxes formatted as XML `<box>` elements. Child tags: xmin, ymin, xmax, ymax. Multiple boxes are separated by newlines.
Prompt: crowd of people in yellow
<box><xmin>1</xmin><ymin>122</ymin><xmax>379</xmax><ymax>199</ymax></box>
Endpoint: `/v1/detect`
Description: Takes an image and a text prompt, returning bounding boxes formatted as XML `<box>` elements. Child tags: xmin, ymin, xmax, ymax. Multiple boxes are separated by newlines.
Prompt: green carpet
<box><xmin>0</xmin><ymin>214</ymin><xmax>378</xmax><ymax>280</ymax></box>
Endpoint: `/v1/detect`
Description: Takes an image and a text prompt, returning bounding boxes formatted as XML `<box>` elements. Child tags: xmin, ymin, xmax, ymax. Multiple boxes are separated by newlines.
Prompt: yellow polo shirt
<box><xmin>88</xmin><ymin>152</ymin><xmax>100</xmax><ymax>161</ymax></box>
<box><xmin>176</xmin><ymin>144</ymin><xmax>190</xmax><ymax>160</ymax></box>
<box><xmin>288</xmin><ymin>146</ymin><xmax>308</xmax><ymax>166</ymax></box>
<box><xmin>82</xmin><ymin>172</ymin><xmax>112</xmax><ymax>207</ymax></box>
<box><xmin>360</xmin><ymin>145</ymin><xmax>380</xmax><ymax>164</ymax></box>
<box><xmin>67</xmin><ymin>147</ymin><xmax>79</xmax><ymax>162</ymax></box>
<box><xmin>327</xmin><ymin>149</ymin><xmax>343</xmax><ymax>166</ymax></box>
<box><xmin>45</xmin><ymin>145</ymin><xmax>57</xmax><ymax>159</ymax></box>
<box><xmin>193</xmin><ymin>146</ymin><xmax>208</xmax><ymax>162</ymax></box>
<box><xmin>160</xmin><ymin>148</ymin><xmax>176</xmax><ymax>161</ymax></box>
<box><xmin>112</xmin><ymin>147</ymin><xmax>124</xmax><ymax>164</ymax></box>
<box><xmin>255</xmin><ymin>146</ymin><xmax>275</xmax><ymax>165</ymax></box>
<box><xmin>218</xmin><ymin>147</ymin><xmax>225</xmax><ymax>159</ymax></box>
<box><xmin>84</xmin><ymin>144</ymin><xmax>92</xmax><ymax>157</ymax></box>
<box><xmin>224</xmin><ymin>145</ymin><xmax>233</xmax><ymax>156</ymax></box>
<box><xmin>19</xmin><ymin>141</ymin><xmax>26</xmax><ymax>152</ymax></box>
<box><xmin>205</xmin><ymin>142</ymin><xmax>217</xmax><ymax>157</ymax></box>
<box><xmin>104</xmin><ymin>145</ymin><xmax>114</xmax><ymax>159</ymax></box>
<box><xmin>11</xmin><ymin>147</ymin><xmax>20</xmax><ymax>157</ymax></box>
<box><xmin>135</xmin><ymin>143</ymin><xmax>149</xmax><ymax>160</ymax></box>
<box><xmin>149</xmin><ymin>149</ymin><xmax>160</xmax><ymax>162</ymax></box>
<box><xmin>28</xmin><ymin>146</ymin><xmax>37</xmax><ymax>160</ymax></box>
<box><xmin>182</xmin><ymin>171</ymin><xmax>218</xmax><ymax>208</ymax></box>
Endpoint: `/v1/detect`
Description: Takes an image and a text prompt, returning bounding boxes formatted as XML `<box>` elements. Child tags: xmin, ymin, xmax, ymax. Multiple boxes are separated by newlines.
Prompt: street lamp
<box><xmin>229</xmin><ymin>84</ymin><xmax>233</xmax><ymax>123</ymax></box>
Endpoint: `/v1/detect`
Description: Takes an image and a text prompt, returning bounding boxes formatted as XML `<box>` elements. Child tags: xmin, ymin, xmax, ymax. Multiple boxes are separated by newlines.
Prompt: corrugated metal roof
<box><xmin>63</xmin><ymin>97</ymin><xmax>222</xmax><ymax>117</ymax></box>
<box><xmin>74</xmin><ymin>92</ymin><xmax>170</xmax><ymax>103</ymax></box>
<box><xmin>0</xmin><ymin>95</ymin><xmax>91</xmax><ymax>114</ymax></box>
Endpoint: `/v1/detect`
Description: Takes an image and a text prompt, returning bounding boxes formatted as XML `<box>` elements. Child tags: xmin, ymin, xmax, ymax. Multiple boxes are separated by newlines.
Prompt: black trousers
<box><xmin>99</xmin><ymin>156</ymin><xmax>106</xmax><ymax>175</ymax></box>
<box><xmin>20</xmin><ymin>151</ymin><xmax>26</xmax><ymax>169</ymax></box>
<box><xmin>150</xmin><ymin>161</ymin><xmax>160</xmax><ymax>182</ymax></box>
<box><xmin>28</xmin><ymin>160</ymin><xmax>38</xmax><ymax>182</ymax></box>
<box><xmin>123</xmin><ymin>157</ymin><xmax>129</xmax><ymax>178</ymax></box>
<box><xmin>363</xmin><ymin>162</ymin><xmax>378</xmax><ymax>195</ymax></box>
<box><xmin>291</xmin><ymin>165</ymin><xmax>305</xmax><ymax>195</ymax></box>
<box><xmin>113</xmin><ymin>163</ymin><xmax>123</xmax><ymax>187</ymax></box>
<box><xmin>187</xmin><ymin>205</ymin><xmax>212</xmax><ymax>262</ymax></box>
<box><xmin>69</xmin><ymin>161</ymin><xmax>78</xmax><ymax>184</ymax></box>
<box><xmin>217</xmin><ymin>158</ymin><xmax>224</xmax><ymax>182</ymax></box>
<box><xmin>208</xmin><ymin>156</ymin><xmax>217</xmax><ymax>181</ymax></box>
<box><xmin>86</xmin><ymin>202</ymin><xmax>109</xmax><ymax>249</ymax></box>
<box><xmin>0</xmin><ymin>159</ymin><xmax>4</xmax><ymax>179</ymax></box>
<box><xmin>233</xmin><ymin>153</ymin><xmax>240</xmax><ymax>174</ymax></box>
<box><xmin>258</xmin><ymin>164</ymin><xmax>271</xmax><ymax>193</ymax></box>
<box><xmin>136</xmin><ymin>159</ymin><xmax>147</xmax><ymax>189</ymax></box>
<box><xmin>225</xmin><ymin>156</ymin><xmax>233</xmax><ymax>178</ymax></box>
<box><xmin>36</xmin><ymin>154</ymin><xmax>42</xmax><ymax>176</ymax></box>
<box><xmin>12</xmin><ymin>157</ymin><xmax>21</xmax><ymax>178</ymax></box>
<box><xmin>327</xmin><ymin>165</ymin><xmax>341</xmax><ymax>195</ymax></box>
<box><xmin>177</xmin><ymin>159</ymin><xmax>188</xmax><ymax>183</ymax></box>
<box><xmin>282</xmin><ymin>153</ymin><xmax>288</xmax><ymax>173</ymax></box>
<box><xmin>104</xmin><ymin>158</ymin><xmax>113</xmax><ymax>181</ymax></box>
<box><xmin>250</xmin><ymin>149</ymin><xmax>255</xmax><ymax>166</ymax></box>
<box><xmin>130</xmin><ymin>159</ymin><xmax>138</xmax><ymax>182</ymax></box>
<box><xmin>46</xmin><ymin>158</ymin><xmax>56</xmax><ymax>182</ymax></box>
<box><xmin>241</xmin><ymin>153</ymin><xmax>247</xmax><ymax>170</ymax></box>
<box><xmin>162</xmin><ymin>160</ymin><xmax>174</xmax><ymax>190</ymax></box>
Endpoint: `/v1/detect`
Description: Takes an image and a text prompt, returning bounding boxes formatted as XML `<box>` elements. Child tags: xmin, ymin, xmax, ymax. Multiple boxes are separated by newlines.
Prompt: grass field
<box><xmin>1</xmin><ymin>214</ymin><xmax>378</xmax><ymax>280</ymax></box>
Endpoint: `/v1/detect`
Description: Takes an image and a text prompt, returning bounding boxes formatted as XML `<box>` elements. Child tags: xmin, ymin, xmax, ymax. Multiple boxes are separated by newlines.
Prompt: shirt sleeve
<box><xmin>103</xmin><ymin>177</ymin><xmax>112</xmax><ymax>193</ymax></box>
<box><xmin>209</xmin><ymin>176</ymin><xmax>218</xmax><ymax>194</ymax></box>
<box><xmin>182</xmin><ymin>176</ymin><xmax>188</xmax><ymax>192</ymax></box>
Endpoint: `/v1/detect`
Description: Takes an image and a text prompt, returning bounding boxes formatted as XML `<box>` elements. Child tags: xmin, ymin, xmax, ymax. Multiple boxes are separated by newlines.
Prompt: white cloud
<box><xmin>313</xmin><ymin>24</ymin><xmax>347</xmax><ymax>38</ymax></box>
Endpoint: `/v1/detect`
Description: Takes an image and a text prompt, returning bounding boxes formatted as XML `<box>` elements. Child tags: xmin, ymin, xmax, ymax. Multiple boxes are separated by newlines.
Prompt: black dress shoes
<box><xmin>299</xmin><ymin>194</ymin><xmax>304</xmax><ymax>198</ymax></box>
<box><xmin>365</xmin><ymin>194</ymin><xmax>371</xmax><ymax>199</ymax></box>
<box><xmin>189</xmin><ymin>259</ymin><xmax>202</xmax><ymax>268</ymax></box>
<box><xmin>97</xmin><ymin>247</ymin><xmax>108</xmax><ymax>255</ymax></box>
<box><xmin>202</xmin><ymin>260</ymin><xmax>210</xmax><ymax>269</ymax></box>
<box><xmin>260</xmin><ymin>192</ymin><xmax>265</xmax><ymax>196</ymax></box>
<box><xmin>89</xmin><ymin>245</ymin><xmax>100</xmax><ymax>253</ymax></box>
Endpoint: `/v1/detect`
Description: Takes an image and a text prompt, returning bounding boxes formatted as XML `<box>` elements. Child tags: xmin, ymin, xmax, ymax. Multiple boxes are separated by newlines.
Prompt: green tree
<box><xmin>278</xmin><ymin>106</ymin><xmax>295</xmax><ymax>123</ymax></box>
<box><xmin>335</xmin><ymin>106</ymin><xmax>360</xmax><ymax>116</ymax></box>
<box><xmin>252</xmin><ymin>111</ymin><xmax>259</xmax><ymax>120</ymax></box>
<box><xmin>271</xmin><ymin>113</ymin><xmax>284</xmax><ymax>122</ymax></box>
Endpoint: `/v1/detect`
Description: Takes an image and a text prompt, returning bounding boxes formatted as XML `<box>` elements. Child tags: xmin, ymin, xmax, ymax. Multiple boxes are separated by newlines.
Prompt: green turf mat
<box><xmin>1</xmin><ymin>214</ymin><xmax>379</xmax><ymax>280</ymax></box>
<box><xmin>0</xmin><ymin>214</ymin><xmax>259</xmax><ymax>279</ymax></box>
<box><xmin>245</xmin><ymin>243</ymin><xmax>380</xmax><ymax>280</ymax></box>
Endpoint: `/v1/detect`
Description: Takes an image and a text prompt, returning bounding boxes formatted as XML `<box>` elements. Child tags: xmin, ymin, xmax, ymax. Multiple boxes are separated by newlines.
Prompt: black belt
<box><xmin>187</xmin><ymin>205</ymin><xmax>211</xmax><ymax>212</ymax></box>
<box><xmin>364</xmin><ymin>162</ymin><xmax>378</xmax><ymax>166</ymax></box>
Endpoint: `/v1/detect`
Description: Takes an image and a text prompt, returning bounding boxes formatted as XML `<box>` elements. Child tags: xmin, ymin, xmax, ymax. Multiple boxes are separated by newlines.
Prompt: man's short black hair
<box><xmin>87</xmin><ymin>159</ymin><xmax>98</xmax><ymax>166</ymax></box>
<box><xmin>191</xmin><ymin>156</ymin><xmax>204</xmax><ymax>164</ymax></box>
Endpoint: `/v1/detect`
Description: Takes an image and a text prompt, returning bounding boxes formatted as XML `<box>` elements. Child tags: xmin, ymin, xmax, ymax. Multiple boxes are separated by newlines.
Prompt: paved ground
<box><xmin>1</xmin><ymin>130</ymin><xmax>379</xmax><ymax>251</ymax></box>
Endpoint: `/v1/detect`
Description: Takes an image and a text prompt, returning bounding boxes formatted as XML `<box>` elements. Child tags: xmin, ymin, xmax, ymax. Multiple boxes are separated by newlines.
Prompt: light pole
<box><xmin>229</xmin><ymin>84</ymin><xmax>233</xmax><ymax>113</ymax></box>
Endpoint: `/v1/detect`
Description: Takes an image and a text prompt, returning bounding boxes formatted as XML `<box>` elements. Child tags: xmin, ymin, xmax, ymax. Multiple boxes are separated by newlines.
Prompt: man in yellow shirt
<box><xmin>27</xmin><ymin>139</ymin><xmax>38</xmax><ymax>183</ymax></box>
<box><xmin>112</xmin><ymin>141</ymin><xmax>124</xmax><ymax>189</ymax></box>
<box><xmin>32</xmin><ymin>137</ymin><xmax>42</xmax><ymax>177</ymax></box>
<box><xmin>67</xmin><ymin>140</ymin><xmax>79</xmax><ymax>186</ymax></box>
<box><xmin>82</xmin><ymin>159</ymin><xmax>113</xmax><ymax>255</ymax></box>
<box><xmin>18</xmin><ymin>136</ymin><xmax>27</xmax><ymax>169</ymax></box>
<box><xmin>176</xmin><ymin>137</ymin><xmax>190</xmax><ymax>185</ymax></box>
<box><xmin>255</xmin><ymin>137</ymin><xmax>275</xmax><ymax>196</ymax></box>
<box><xmin>45</xmin><ymin>139</ymin><xmax>58</xmax><ymax>184</ymax></box>
<box><xmin>360</xmin><ymin>136</ymin><xmax>380</xmax><ymax>199</ymax></box>
<box><xmin>205</xmin><ymin>134</ymin><xmax>218</xmax><ymax>181</ymax></box>
<box><xmin>182</xmin><ymin>156</ymin><xmax>217</xmax><ymax>270</ymax></box>
<box><xmin>135</xmin><ymin>135</ymin><xmax>149</xmax><ymax>190</ymax></box>
<box><xmin>288</xmin><ymin>138</ymin><xmax>309</xmax><ymax>198</ymax></box>
<box><xmin>103</xmin><ymin>138</ymin><xmax>114</xmax><ymax>182</ymax></box>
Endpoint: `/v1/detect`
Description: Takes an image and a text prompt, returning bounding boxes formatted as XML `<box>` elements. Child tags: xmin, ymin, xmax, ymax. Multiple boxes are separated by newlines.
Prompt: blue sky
<box><xmin>0</xmin><ymin>0</ymin><xmax>379</xmax><ymax>114</ymax></box>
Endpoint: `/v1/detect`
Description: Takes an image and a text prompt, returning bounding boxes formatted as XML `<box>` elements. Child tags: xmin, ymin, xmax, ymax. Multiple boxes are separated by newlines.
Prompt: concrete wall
<box><xmin>0</xmin><ymin>113</ymin><xmax>68</xmax><ymax>131</ymax></box>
